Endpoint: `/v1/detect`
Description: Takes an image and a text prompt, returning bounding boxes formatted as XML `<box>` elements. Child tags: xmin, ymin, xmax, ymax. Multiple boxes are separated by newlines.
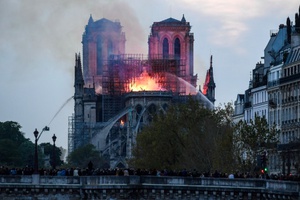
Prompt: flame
<box><xmin>129</xmin><ymin>70</ymin><xmax>165</xmax><ymax>91</ymax></box>
<box><xmin>120</xmin><ymin>120</ymin><xmax>125</xmax><ymax>127</ymax></box>
<box><xmin>202</xmin><ymin>70</ymin><xmax>210</xmax><ymax>95</ymax></box>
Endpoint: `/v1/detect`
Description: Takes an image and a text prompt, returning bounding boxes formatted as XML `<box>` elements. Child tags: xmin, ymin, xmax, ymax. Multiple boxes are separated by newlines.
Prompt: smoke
<box><xmin>94</xmin><ymin>1</ymin><xmax>147</xmax><ymax>54</ymax></box>
<box><xmin>0</xmin><ymin>0</ymin><xmax>147</xmax><ymax>148</ymax></box>
<box><xmin>0</xmin><ymin>0</ymin><xmax>145</xmax><ymax>83</ymax></box>
<box><xmin>194</xmin><ymin>56</ymin><xmax>207</xmax><ymax>88</ymax></box>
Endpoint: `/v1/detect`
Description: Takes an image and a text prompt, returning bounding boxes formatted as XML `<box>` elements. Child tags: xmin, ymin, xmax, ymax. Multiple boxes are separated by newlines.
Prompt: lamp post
<box><xmin>33</xmin><ymin>129</ymin><xmax>39</xmax><ymax>174</ymax></box>
<box><xmin>52</xmin><ymin>134</ymin><xmax>57</xmax><ymax>170</ymax></box>
<box><xmin>33</xmin><ymin>126</ymin><xmax>50</xmax><ymax>175</ymax></box>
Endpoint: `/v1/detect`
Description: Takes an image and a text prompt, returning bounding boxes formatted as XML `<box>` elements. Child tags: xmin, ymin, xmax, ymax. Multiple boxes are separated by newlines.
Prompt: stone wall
<box><xmin>0</xmin><ymin>175</ymin><xmax>299</xmax><ymax>199</ymax></box>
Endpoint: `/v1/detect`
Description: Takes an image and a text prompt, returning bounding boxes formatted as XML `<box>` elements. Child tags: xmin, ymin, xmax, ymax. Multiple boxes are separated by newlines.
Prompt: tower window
<box><xmin>174</xmin><ymin>38</ymin><xmax>180</xmax><ymax>59</ymax></box>
<box><xmin>163</xmin><ymin>38</ymin><xmax>169</xmax><ymax>58</ymax></box>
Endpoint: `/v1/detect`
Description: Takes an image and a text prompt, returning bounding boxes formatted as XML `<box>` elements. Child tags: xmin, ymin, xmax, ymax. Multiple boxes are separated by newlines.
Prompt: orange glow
<box><xmin>129</xmin><ymin>70</ymin><xmax>165</xmax><ymax>91</ymax></box>
<box><xmin>120</xmin><ymin>120</ymin><xmax>125</xmax><ymax>126</ymax></box>
<box><xmin>202</xmin><ymin>70</ymin><xmax>210</xmax><ymax>95</ymax></box>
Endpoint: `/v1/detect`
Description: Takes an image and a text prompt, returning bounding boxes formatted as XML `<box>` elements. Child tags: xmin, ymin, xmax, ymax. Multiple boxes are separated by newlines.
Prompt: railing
<box><xmin>0</xmin><ymin>175</ymin><xmax>299</xmax><ymax>192</ymax></box>
<box><xmin>0</xmin><ymin>176</ymin><xmax>299</xmax><ymax>199</ymax></box>
<box><xmin>280</xmin><ymin>73</ymin><xmax>300</xmax><ymax>84</ymax></box>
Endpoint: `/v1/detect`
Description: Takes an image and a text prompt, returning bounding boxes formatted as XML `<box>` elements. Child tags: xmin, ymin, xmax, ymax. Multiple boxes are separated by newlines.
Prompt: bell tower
<box><xmin>82</xmin><ymin>15</ymin><xmax>126</xmax><ymax>89</ymax></box>
<box><xmin>148</xmin><ymin>14</ymin><xmax>197</xmax><ymax>87</ymax></box>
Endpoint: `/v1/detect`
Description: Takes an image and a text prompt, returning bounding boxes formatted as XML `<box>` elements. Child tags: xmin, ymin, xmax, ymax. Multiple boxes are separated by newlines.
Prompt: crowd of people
<box><xmin>0</xmin><ymin>165</ymin><xmax>299</xmax><ymax>182</ymax></box>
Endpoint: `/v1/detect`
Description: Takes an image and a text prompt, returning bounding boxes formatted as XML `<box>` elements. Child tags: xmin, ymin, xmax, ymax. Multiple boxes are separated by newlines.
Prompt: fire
<box><xmin>129</xmin><ymin>70</ymin><xmax>165</xmax><ymax>91</ymax></box>
<box><xmin>120</xmin><ymin>120</ymin><xmax>125</xmax><ymax>127</ymax></box>
<box><xmin>202</xmin><ymin>74</ymin><xmax>210</xmax><ymax>95</ymax></box>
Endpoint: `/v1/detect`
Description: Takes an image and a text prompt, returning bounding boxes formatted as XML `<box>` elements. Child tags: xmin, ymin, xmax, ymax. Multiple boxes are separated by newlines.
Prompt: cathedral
<box><xmin>69</xmin><ymin>15</ymin><xmax>216</xmax><ymax>168</ymax></box>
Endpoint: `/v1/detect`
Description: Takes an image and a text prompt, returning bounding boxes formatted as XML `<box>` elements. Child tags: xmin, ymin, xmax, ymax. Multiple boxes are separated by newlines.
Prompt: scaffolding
<box><xmin>70</xmin><ymin>53</ymin><xmax>189</xmax><ymax>158</ymax></box>
<box><xmin>68</xmin><ymin>115</ymin><xmax>75</xmax><ymax>155</ymax></box>
<box><xmin>68</xmin><ymin>114</ymin><xmax>91</xmax><ymax>154</ymax></box>
<box><xmin>92</xmin><ymin>54</ymin><xmax>188</xmax><ymax>123</ymax></box>
<box><xmin>148</xmin><ymin>54</ymin><xmax>185</xmax><ymax>94</ymax></box>
<box><xmin>101</xmin><ymin>54</ymin><xmax>186</xmax><ymax>95</ymax></box>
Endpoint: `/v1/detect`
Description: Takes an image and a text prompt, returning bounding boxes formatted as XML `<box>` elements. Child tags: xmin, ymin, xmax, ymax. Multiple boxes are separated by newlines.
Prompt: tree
<box><xmin>179</xmin><ymin>102</ymin><xmax>235</xmax><ymax>172</ymax></box>
<box><xmin>0</xmin><ymin>139</ymin><xmax>20</xmax><ymax>166</ymax></box>
<box><xmin>129</xmin><ymin>98</ymin><xmax>235</xmax><ymax>173</ymax></box>
<box><xmin>40</xmin><ymin>142</ymin><xmax>63</xmax><ymax>168</ymax></box>
<box><xmin>234</xmin><ymin>116</ymin><xmax>279</xmax><ymax>174</ymax></box>
<box><xmin>0</xmin><ymin>121</ymin><xmax>27</xmax><ymax>167</ymax></box>
<box><xmin>67</xmin><ymin>144</ymin><xmax>106</xmax><ymax>168</ymax></box>
<box><xmin>17</xmin><ymin>139</ymin><xmax>35</xmax><ymax>167</ymax></box>
<box><xmin>130</xmin><ymin>104</ymin><xmax>185</xmax><ymax>169</ymax></box>
<box><xmin>0</xmin><ymin>121</ymin><xmax>47</xmax><ymax>168</ymax></box>
<box><xmin>0</xmin><ymin>121</ymin><xmax>26</xmax><ymax>145</ymax></box>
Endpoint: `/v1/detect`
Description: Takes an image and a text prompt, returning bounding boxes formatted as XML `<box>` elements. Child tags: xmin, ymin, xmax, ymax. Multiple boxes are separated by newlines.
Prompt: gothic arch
<box><xmin>172</xmin><ymin>34</ymin><xmax>184</xmax><ymax>44</ymax></box>
<box><xmin>174</xmin><ymin>37</ymin><xmax>181</xmax><ymax>59</ymax></box>
<box><xmin>160</xmin><ymin>35</ymin><xmax>172</xmax><ymax>55</ymax></box>
<box><xmin>147</xmin><ymin>103</ymin><xmax>157</xmax><ymax>122</ymax></box>
<box><xmin>135</xmin><ymin>104</ymin><xmax>143</xmax><ymax>122</ymax></box>
<box><xmin>90</xmin><ymin>107</ymin><xmax>133</xmax><ymax>150</ymax></box>
<box><xmin>163</xmin><ymin>38</ymin><xmax>169</xmax><ymax>58</ymax></box>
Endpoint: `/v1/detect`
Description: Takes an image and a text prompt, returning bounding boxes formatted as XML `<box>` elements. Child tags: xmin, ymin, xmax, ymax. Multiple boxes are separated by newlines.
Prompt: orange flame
<box><xmin>120</xmin><ymin>120</ymin><xmax>125</xmax><ymax>127</ymax></box>
<box><xmin>202</xmin><ymin>70</ymin><xmax>210</xmax><ymax>95</ymax></box>
<box><xmin>129</xmin><ymin>71</ymin><xmax>165</xmax><ymax>91</ymax></box>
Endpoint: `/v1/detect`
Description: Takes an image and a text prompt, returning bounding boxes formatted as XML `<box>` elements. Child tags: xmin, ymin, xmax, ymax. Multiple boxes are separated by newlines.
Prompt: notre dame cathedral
<box><xmin>68</xmin><ymin>15</ymin><xmax>216</xmax><ymax>168</ymax></box>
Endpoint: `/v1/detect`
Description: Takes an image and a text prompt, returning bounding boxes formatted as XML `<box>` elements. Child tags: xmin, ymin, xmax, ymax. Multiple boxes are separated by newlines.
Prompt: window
<box><xmin>284</xmin><ymin>69</ymin><xmax>287</xmax><ymax>77</ymax></box>
<box><xmin>163</xmin><ymin>38</ymin><xmax>169</xmax><ymax>58</ymax></box>
<box><xmin>174</xmin><ymin>38</ymin><xmax>180</xmax><ymax>59</ymax></box>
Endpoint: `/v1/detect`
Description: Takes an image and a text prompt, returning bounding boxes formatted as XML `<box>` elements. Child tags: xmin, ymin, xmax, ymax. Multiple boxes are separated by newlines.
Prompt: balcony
<box><xmin>279</xmin><ymin>74</ymin><xmax>300</xmax><ymax>84</ymax></box>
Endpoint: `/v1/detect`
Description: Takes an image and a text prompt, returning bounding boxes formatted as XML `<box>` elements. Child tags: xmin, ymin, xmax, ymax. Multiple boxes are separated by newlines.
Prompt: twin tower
<box><xmin>71</xmin><ymin>15</ymin><xmax>216</xmax><ymax>167</ymax></box>
<box><xmin>82</xmin><ymin>15</ymin><xmax>197</xmax><ymax>90</ymax></box>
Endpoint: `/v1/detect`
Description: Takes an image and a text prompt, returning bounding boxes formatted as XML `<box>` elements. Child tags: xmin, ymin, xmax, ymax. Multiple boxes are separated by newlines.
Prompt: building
<box><xmin>232</xmin><ymin>94</ymin><xmax>245</xmax><ymax>124</ymax></box>
<box><xmin>68</xmin><ymin>15</ymin><xmax>215</xmax><ymax>168</ymax></box>
<box><xmin>233</xmin><ymin>7</ymin><xmax>300</xmax><ymax>175</ymax></box>
<box><xmin>278</xmin><ymin>31</ymin><xmax>300</xmax><ymax>175</ymax></box>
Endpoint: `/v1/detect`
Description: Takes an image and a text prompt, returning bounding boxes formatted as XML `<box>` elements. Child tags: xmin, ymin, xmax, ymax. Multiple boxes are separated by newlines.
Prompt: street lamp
<box><xmin>33</xmin><ymin>126</ymin><xmax>50</xmax><ymax>174</ymax></box>
<box><xmin>52</xmin><ymin>134</ymin><xmax>57</xmax><ymax>169</ymax></box>
<box><xmin>33</xmin><ymin>129</ymin><xmax>39</xmax><ymax>174</ymax></box>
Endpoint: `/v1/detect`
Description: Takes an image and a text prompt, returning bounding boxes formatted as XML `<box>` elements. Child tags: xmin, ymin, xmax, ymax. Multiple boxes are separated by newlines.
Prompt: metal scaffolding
<box><xmin>101</xmin><ymin>54</ymin><xmax>186</xmax><ymax>96</ymax></box>
<box><xmin>68</xmin><ymin>115</ymin><xmax>75</xmax><ymax>154</ymax></box>
<box><xmin>69</xmin><ymin>53</ymin><xmax>189</xmax><ymax>163</ymax></box>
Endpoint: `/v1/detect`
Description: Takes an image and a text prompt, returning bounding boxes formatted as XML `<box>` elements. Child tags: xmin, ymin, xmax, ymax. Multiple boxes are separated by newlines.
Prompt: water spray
<box><xmin>48</xmin><ymin>96</ymin><xmax>73</xmax><ymax>126</ymax></box>
<box><xmin>165</xmin><ymin>72</ymin><xmax>214</xmax><ymax>109</ymax></box>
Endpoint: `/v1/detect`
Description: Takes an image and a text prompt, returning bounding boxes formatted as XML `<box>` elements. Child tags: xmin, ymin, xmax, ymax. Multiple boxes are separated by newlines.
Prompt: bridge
<box><xmin>0</xmin><ymin>175</ymin><xmax>299</xmax><ymax>199</ymax></box>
